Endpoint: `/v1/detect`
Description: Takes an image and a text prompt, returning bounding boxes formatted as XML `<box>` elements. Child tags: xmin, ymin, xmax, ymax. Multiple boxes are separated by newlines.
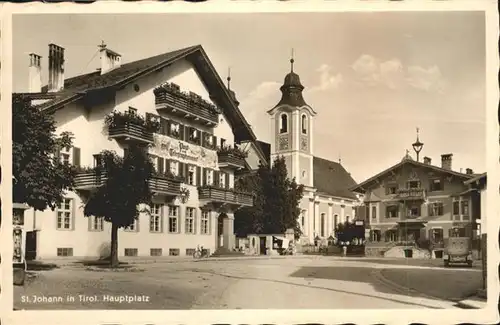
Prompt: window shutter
<box><xmin>203</xmin><ymin>169</ymin><xmax>208</xmax><ymax>186</ymax></box>
<box><xmin>213</xmin><ymin>136</ymin><xmax>217</xmax><ymax>149</ymax></box>
<box><xmin>158</xmin><ymin>157</ymin><xmax>164</xmax><ymax>174</ymax></box>
<box><xmin>214</xmin><ymin>171</ymin><xmax>220</xmax><ymax>187</ymax></box>
<box><xmin>165</xmin><ymin>159</ymin><xmax>171</xmax><ymax>174</ymax></box>
<box><xmin>179</xmin><ymin>162</ymin><xmax>184</xmax><ymax>178</ymax></box>
<box><xmin>225</xmin><ymin>173</ymin><xmax>230</xmax><ymax>189</ymax></box>
<box><xmin>179</xmin><ymin>124</ymin><xmax>185</xmax><ymax>141</ymax></box>
<box><xmin>196</xmin><ymin>166</ymin><xmax>201</xmax><ymax>186</ymax></box>
<box><xmin>72</xmin><ymin>147</ymin><xmax>81</xmax><ymax>167</ymax></box>
<box><xmin>184</xmin><ymin>164</ymin><xmax>189</xmax><ymax>180</ymax></box>
<box><xmin>200</xmin><ymin>131</ymin><xmax>206</xmax><ymax>147</ymax></box>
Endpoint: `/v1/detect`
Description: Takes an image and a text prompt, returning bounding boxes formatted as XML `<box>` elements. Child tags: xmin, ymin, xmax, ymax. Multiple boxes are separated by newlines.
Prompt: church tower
<box><xmin>267</xmin><ymin>53</ymin><xmax>317</xmax><ymax>187</ymax></box>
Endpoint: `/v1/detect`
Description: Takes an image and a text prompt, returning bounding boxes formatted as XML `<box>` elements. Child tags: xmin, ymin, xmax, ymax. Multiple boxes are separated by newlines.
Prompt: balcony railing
<box><xmin>217</xmin><ymin>152</ymin><xmax>246</xmax><ymax>169</ymax></box>
<box><xmin>397</xmin><ymin>188</ymin><xmax>426</xmax><ymax>201</ymax></box>
<box><xmin>108</xmin><ymin>121</ymin><xmax>154</xmax><ymax>144</ymax></box>
<box><xmin>74</xmin><ymin>169</ymin><xmax>181</xmax><ymax>196</ymax></box>
<box><xmin>154</xmin><ymin>84</ymin><xmax>220</xmax><ymax>126</ymax></box>
<box><xmin>198</xmin><ymin>186</ymin><xmax>253</xmax><ymax>207</ymax></box>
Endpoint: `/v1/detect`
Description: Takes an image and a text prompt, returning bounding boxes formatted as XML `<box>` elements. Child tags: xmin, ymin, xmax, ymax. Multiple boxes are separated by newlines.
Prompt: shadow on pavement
<box><xmin>27</xmin><ymin>261</ymin><xmax>59</xmax><ymax>271</ymax></box>
<box><xmin>346</xmin><ymin>258</ymin><xmax>481</xmax><ymax>269</ymax></box>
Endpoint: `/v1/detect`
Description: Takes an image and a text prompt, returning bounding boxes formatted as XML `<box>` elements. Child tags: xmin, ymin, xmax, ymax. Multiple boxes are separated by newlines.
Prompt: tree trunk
<box><xmin>110</xmin><ymin>222</ymin><xmax>119</xmax><ymax>268</ymax></box>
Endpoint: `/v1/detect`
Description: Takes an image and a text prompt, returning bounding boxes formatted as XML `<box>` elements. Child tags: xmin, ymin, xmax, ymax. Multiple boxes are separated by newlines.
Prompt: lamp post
<box><xmin>412</xmin><ymin>127</ymin><xmax>424</xmax><ymax>162</ymax></box>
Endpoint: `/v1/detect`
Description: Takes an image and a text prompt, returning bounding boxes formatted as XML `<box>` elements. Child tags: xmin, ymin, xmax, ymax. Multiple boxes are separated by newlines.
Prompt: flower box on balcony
<box><xmin>105</xmin><ymin>110</ymin><xmax>160</xmax><ymax>144</ymax></box>
<box><xmin>154</xmin><ymin>83</ymin><xmax>220</xmax><ymax>126</ymax></box>
<box><xmin>396</xmin><ymin>188</ymin><xmax>426</xmax><ymax>201</ymax></box>
<box><xmin>217</xmin><ymin>146</ymin><xmax>247</xmax><ymax>169</ymax></box>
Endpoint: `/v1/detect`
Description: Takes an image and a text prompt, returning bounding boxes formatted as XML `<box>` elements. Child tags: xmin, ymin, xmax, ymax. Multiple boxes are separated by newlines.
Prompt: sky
<box><xmin>12</xmin><ymin>12</ymin><xmax>487</xmax><ymax>182</ymax></box>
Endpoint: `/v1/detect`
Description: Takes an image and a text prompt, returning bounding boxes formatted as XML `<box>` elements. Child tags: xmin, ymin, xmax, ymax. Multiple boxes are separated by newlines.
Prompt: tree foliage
<box><xmin>234</xmin><ymin>156</ymin><xmax>304</xmax><ymax>238</ymax></box>
<box><xmin>83</xmin><ymin>144</ymin><xmax>155</xmax><ymax>267</ymax></box>
<box><xmin>12</xmin><ymin>94</ymin><xmax>75</xmax><ymax>210</ymax></box>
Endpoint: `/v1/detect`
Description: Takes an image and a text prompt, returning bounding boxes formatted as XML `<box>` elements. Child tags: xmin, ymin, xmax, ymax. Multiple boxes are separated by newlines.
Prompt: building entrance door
<box><xmin>25</xmin><ymin>230</ymin><xmax>37</xmax><ymax>260</ymax></box>
<box><xmin>259</xmin><ymin>237</ymin><xmax>267</xmax><ymax>255</ymax></box>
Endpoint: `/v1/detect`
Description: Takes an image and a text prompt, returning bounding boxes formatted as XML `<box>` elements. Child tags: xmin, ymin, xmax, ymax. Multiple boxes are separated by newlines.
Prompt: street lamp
<box><xmin>412</xmin><ymin>127</ymin><xmax>424</xmax><ymax>162</ymax></box>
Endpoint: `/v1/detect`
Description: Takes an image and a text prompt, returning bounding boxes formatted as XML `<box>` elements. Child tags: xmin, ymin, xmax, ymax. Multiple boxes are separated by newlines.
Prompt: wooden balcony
<box><xmin>396</xmin><ymin>188</ymin><xmax>426</xmax><ymax>201</ymax></box>
<box><xmin>74</xmin><ymin>170</ymin><xmax>181</xmax><ymax>196</ymax></box>
<box><xmin>108</xmin><ymin>121</ymin><xmax>154</xmax><ymax>144</ymax></box>
<box><xmin>154</xmin><ymin>85</ymin><xmax>219</xmax><ymax>127</ymax></box>
<box><xmin>198</xmin><ymin>186</ymin><xmax>253</xmax><ymax>209</ymax></box>
<box><xmin>217</xmin><ymin>152</ymin><xmax>246</xmax><ymax>170</ymax></box>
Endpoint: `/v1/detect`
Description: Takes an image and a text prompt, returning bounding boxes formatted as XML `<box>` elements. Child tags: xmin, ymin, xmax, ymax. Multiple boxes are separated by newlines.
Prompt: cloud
<box><xmin>351</xmin><ymin>54</ymin><xmax>445</xmax><ymax>93</ymax></box>
<box><xmin>406</xmin><ymin>65</ymin><xmax>445</xmax><ymax>93</ymax></box>
<box><xmin>308</xmin><ymin>64</ymin><xmax>344</xmax><ymax>93</ymax></box>
<box><xmin>246</xmin><ymin>81</ymin><xmax>281</xmax><ymax>101</ymax></box>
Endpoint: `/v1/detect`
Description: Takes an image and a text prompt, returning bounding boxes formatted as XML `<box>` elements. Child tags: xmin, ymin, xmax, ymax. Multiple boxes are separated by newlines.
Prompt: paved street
<box><xmin>14</xmin><ymin>256</ymin><xmax>482</xmax><ymax>310</ymax></box>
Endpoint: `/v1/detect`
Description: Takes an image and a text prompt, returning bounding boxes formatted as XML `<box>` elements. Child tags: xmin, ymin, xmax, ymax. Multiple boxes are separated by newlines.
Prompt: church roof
<box><xmin>312</xmin><ymin>156</ymin><xmax>358</xmax><ymax>200</ymax></box>
<box><xmin>15</xmin><ymin>44</ymin><xmax>268</xmax><ymax>165</ymax></box>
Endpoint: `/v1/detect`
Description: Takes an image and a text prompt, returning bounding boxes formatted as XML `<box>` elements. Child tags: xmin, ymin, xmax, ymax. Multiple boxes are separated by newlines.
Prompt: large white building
<box><xmin>267</xmin><ymin>58</ymin><xmax>362</xmax><ymax>245</ymax></box>
<box><xmin>18</xmin><ymin>43</ymin><xmax>269</xmax><ymax>259</ymax></box>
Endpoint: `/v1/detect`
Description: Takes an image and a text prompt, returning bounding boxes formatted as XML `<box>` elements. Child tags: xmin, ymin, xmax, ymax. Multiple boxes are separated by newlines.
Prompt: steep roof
<box><xmin>312</xmin><ymin>156</ymin><xmax>358</xmax><ymax>200</ymax></box>
<box><xmin>351</xmin><ymin>159</ymin><xmax>476</xmax><ymax>193</ymax></box>
<box><xmin>16</xmin><ymin>45</ymin><xmax>268</xmax><ymax>164</ymax></box>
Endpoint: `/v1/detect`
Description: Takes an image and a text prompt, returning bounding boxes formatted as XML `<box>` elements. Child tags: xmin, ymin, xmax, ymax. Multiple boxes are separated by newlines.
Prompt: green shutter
<box><xmin>72</xmin><ymin>147</ymin><xmax>81</xmax><ymax>167</ymax></box>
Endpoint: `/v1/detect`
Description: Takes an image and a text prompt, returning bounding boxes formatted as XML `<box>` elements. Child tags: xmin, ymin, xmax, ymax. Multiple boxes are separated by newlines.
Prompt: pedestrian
<box><xmin>342</xmin><ymin>245</ymin><xmax>347</xmax><ymax>257</ymax></box>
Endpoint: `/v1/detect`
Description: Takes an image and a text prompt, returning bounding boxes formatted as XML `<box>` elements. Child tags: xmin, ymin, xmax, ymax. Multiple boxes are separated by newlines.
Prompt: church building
<box><xmin>267</xmin><ymin>58</ymin><xmax>361</xmax><ymax>245</ymax></box>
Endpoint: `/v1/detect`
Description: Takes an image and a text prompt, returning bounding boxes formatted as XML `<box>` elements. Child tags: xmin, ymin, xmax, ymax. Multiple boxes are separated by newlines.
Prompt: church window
<box><xmin>301</xmin><ymin>114</ymin><xmax>308</xmax><ymax>134</ymax></box>
<box><xmin>301</xmin><ymin>210</ymin><xmax>306</xmax><ymax>227</ymax></box>
<box><xmin>279</xmin><ymin>113</ymin><xmax>288</xmax><ymax>134</ymax></box>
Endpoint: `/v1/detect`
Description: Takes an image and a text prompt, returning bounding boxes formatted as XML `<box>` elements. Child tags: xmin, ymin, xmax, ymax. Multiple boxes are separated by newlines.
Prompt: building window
<box><xmin>186</xmin><ymin>248</ymin><xmax>196</xmax><ymax>256</ymax></box>
<box><xmin>56</xmin><ymin>198</ymin><xmax>73</xmax><ymax>230</ymax></box>
<box><xmin>279</xmin><ymin>113</ymin><xmax>288</xmax><ymax>134</ymax></box>
<box><xmin>408</xmin><ymin>206</ymin><xmax>420</xmax><ymax>218</ymax></box>
<box><xmin>206</xmin><ymin>170</ymin><xmax>214</xmax><ymax>185</ymax></box>
<box><xmin>201</xmin><ymin>211</ymin><xmax>210</xmax><ymax>234</ymax></box>
<box><xmin>429</xmin><ymin>202</ymin><xmax>444</xmax><ymax>216</ymax></box>
<box><xmin>150</xmin><ymin>155</ymin><xmax>159</xmax><ymax>172</ymax></box>
<box><xmin>431</xmin><ymin>228</ymin><xmax>443</xmax><ymax>243</ymax></box>
<box><xmin>60</xmin><ymin>147</ymin><xmax>72</xmax><ymax>165</ymax></box>
<box><xmin>386</xmin><ymin>205</ymin><xmax>398</xmax><ymax>218</ymax></box>
<box><xmin>301</xmin><ymin>114</ymin><xmax>307</xmax><ymax>134</ymax></box>
<box><xmin>346</xmin><ymin>216</ymin><xmax>350</xmax><ymax>224</ymax></box>
<box><xmin>149</xmin><ymin>204</ymin><xmax>163</xmax><ymax>233</ymax></box>
<box><xmin>453</xmin><ymin>200</ymin><xmax>460</xmax><ymax>216</ymax></box>
<box><xmin>385</xmin><ymin>230</ymin><xmax>398</xmax><ymax>242</ymax></box>
<box><xmin>461</xmin><ymin>200</ymin><xmax>469</xmax><ymax>220</ymax></box>
<box><xmin>407</xmin><ymin>181</ymin><xmax>421</xmax><ymax>189</ymax></box>
<box><xmin>170</xmin><ymin>161</ymin><xmax>179</xmax><ymax>176</ymax></box>
<box><xmin>188</xmin><ymin>165</ymin><xmax>196</xmax><ymax>185</ymax></box>
<box><xmin>168</xmin><ymin>206</ymin><xmax>179</xmax><ymax>233</ymax></box>
<box><xmin>320</xmin><ymin>213</ymin><xmax>325</xmax><ymax>237</ymax></box>
<box><xmin>170</xmin><ymin>122</ymin><xmax>180</xmax><ymax>138</ymax></box>
<box><xmin>430</xmin><ymin>178</ymin><xmax>444</xmax><ymax>192</ymax></box>
<box><xmin>219</xmin><ymin>172</ymin><xmax>226</xmax><ymax>188</ymax></box>
<box><xmin>169</xmin><ymin>248</ymin><xmax>180</xmax><ymax>256</ymax></box>
<box><xmin>124</xmin><ymin>248</ymin><xmax>138</xmax><ymax>257</ymax></box>
<box><xmin>57</xmin><ymin>248</ymin><xmax>73</xmax><ymax>257</ymax></box>
<box><xmin>150</xmin><ymin>248</ymin><xmax>162</xmax><ymax>256</ymax></box>
<box><xmin>89</xmin><ymin>216</ymin><xmax>104</xmax><ymax>231</ymax></box>
<box><xmin>301</xmin><ymin>210</ymin><xmax>306</xmax><ymax>227</ymax></box>
<box><xmin>189</xmin><ymin>128</ymin><xmax>200</xmax><ymax>143</ymax></box>
<box><xmin>125</xmin><ymin>219</ymin><xmax>138</xmax><ymax>232</ymax></box>
<box><xmin>333</xmin><ymin>214</ymin><xmax>338</xmax><ymax>231</ymax></box>
<box><xmin>371</xmin><ymin>206</ymin><xmax>377</xmax><ymax>219</ymax></box>
<box><xmin>386</xmin><ymin>185</ymin><xmax>397</xmax><ymax>195</ymax></box>
<box><xmin>185</xmin><ymin>207</ymin><xmax>195</xmax><ymax>234</ymax></box>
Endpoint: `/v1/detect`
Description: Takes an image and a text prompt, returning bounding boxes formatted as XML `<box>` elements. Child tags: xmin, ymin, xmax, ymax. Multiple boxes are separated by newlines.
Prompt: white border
<box><xmin>1</xmin><ymin>1</ymin><xmax>499</xmax><ymax>324</ymax></box>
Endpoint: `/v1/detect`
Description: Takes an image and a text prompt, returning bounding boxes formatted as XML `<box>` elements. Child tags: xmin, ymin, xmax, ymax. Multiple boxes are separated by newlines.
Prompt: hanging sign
<box><xmin>151</xmin><ymin>134</ymin><xmax>218</xmax><ymax>168</ymax></box>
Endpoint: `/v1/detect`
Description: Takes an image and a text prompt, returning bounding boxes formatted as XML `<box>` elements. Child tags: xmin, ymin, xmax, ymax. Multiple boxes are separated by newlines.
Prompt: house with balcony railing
<box><xmin>15</xmin><ymin>42</ymin><xmax>270</xmax><ymax>260</ymax></box>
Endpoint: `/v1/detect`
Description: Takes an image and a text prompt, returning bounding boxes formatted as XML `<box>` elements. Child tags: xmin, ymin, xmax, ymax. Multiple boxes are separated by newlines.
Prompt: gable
<box><xmin>352</xmin><ymin>160</ymin><xmax>475</xmax><ymax>193</ymax></box>
<box><xmin>312</xmin><ymin>156</ymin><xmax>358</xmax><ymax>200</ymax></box>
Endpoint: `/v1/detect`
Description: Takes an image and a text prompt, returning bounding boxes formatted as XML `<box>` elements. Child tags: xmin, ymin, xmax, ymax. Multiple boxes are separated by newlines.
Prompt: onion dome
<box><xmin>274</xmin><ymin>57</ymin><xmax>308</xmax><ymax>108</ymax></box>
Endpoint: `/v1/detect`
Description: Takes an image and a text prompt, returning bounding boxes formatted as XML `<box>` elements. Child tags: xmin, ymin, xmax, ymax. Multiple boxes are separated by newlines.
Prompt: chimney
<box><xmin>98</xmin><ymin>42</ymin><xmax>122</xmax><ymax>75</ymax></box>
<box><xmin>28</xmin><ymin>53</ymin><xmax>42</xmax><ymax>93</ymax></box>
<box><xmin>48</xmin><ymin>44</ymin><xmax>65</xmax><ymax>92</ymax></box>
<box><xmin>466</xmin><ymin>168</ymin><xmax>474</xmax><ymax>175</ymax></box>
<box><xmin>441</xmin><ymin>154</ymin><xmax>453</xmax><ymax>170</ymax></box>
<box><xmin>423</xmin><ymin>156</ymin><xmax>432</xmax><ymax>165</ymax></box>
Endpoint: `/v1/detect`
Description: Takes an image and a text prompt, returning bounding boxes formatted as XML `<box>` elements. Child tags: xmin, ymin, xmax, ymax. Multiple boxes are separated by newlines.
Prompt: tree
<box><xmin>83</xmin><ymin>144</ymin><xmax>155</xmax><ymax>267</ymax></box>
<box><xmin>12</xmin><ymin>94</ymin><xmax>75</xmax><ymax>210</ymax></box>
<box><xmin>234</xmin><ymin>156</ymin><xmax>304</xmax><ymax>238</ymax></box>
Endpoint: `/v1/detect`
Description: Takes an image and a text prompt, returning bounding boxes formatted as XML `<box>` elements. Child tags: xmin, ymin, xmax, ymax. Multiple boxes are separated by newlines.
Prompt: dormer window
<box><xmin>301</xmin><ymin>114</ymin><xmax>307</xmax><ymax>134</ymax></box>
<box><xmin>280</xmin><ymin>113</ymin><xmax>288</xmax><ymax>134</ymax></box>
